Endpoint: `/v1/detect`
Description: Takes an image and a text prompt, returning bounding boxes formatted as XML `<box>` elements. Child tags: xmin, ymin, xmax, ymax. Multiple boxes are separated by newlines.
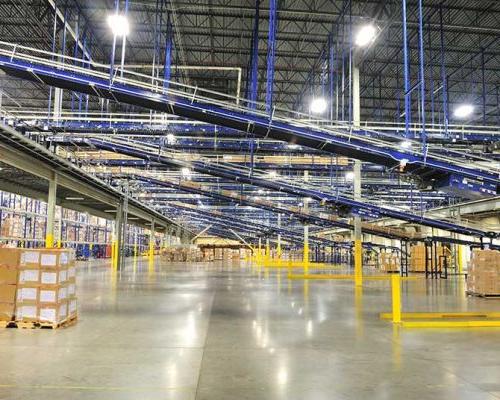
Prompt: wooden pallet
<box><xmin>466</xmin><ymin>291</ymin><xmax>500</xmax><ymax>299</ymax></box>
<box><xmin>39</xmin><ymin>316</ymin><xmax>78</xmax><ymax>330</ymax></box>
<box><xmin>1</xmin><ymin>316</ymin><xmax>78</xmax><ymax>329</ymax></box>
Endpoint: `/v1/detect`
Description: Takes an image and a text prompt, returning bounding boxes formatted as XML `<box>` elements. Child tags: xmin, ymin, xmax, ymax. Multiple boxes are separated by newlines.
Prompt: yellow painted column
<box><xmin>457</xmin><ymin>245</ymin><xmax>464</xmax><ymax>274</ymax></box>
<box><xmin>391</xmin><ymin>274</ymin><xmax>402</xmax><ymax>324</ymax></box>
<box><xmin>112</xmin><ymin>240</ymin><xmax>118</xmax><ymax>269</ymax></box>
<box><xmin>354</xmin><ymin>239</ymin><xmax>363</xmax><ymax>286</ymax></box>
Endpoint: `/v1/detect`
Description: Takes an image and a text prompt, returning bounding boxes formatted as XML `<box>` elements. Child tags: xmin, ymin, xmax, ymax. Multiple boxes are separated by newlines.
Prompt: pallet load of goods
<box><xmin>467</xmin><ymin>249</ymin><xmax>500</xmax><ymax>297</ymax></box>
<box><xmin>409</xmin><ymin>244</ymin><xmax>449</xmax><ymax>272</ymax></box>
<box><xmin>0</xmin><ymin>248</ymin><xmax>78</xmax><ymax>329</ymax></box>
<box><xmin>160</xmin><ymin>246</ymin><xmax>204</xmax><ymax>262</ymax></box>
<box><xmin>379</xmin><ymin>251</ymin><xmax>400</xmax><ymax>273</ymax></box>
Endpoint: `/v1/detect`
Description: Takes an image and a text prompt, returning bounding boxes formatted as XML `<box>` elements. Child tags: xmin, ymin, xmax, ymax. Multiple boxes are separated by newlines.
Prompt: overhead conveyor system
<box><xmin>0</xmin><ymin>123</ymin><xmax>187</xmax><ymax>235</ymax></box>
<box><xmin>87</xmin><ymin>137</ymin><xmax>493</xmax><ymax>238</ymax></box>
<box><xmin>129</xmin><ymin>174</ymin><xmax>410</xmax><ymax>240</ymax></box>
<box><xmin>166</xmin><ymin>201</ymin><xmax>392</xmax><ymax>251</ymax></box>
<box><xmin>0</xmin><ymin>42</ymin><xmax>498</xmax><ymax>194</ymax></box>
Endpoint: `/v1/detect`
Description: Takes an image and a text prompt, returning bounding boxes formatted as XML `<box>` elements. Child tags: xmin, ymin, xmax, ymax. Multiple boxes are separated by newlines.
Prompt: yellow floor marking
<box><xmin>0</xmin><ymin>384</ymin><xmax>193</xmax><ymax>392</ymax></box>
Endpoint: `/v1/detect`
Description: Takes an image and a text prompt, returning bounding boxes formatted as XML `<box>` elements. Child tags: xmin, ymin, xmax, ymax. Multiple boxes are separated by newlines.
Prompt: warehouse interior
<box><xmin>0</xmin><ymin>0</ymin><xmax>499</xmax><ymax>398</ymax></box>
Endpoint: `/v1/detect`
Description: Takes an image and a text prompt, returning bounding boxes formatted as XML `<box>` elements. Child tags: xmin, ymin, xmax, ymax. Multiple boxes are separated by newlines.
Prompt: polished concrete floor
<box><xmin>0</xmin><ymin>257</ymin><xmax>499</xmax><ymax>399</ymax></box>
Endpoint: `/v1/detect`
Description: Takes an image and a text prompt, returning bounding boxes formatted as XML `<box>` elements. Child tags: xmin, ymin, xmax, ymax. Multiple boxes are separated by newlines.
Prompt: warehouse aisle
<box><xmin>0</xmin><ymin>258</ymin><xmax>499</xmax><ymax>400</ymax></box>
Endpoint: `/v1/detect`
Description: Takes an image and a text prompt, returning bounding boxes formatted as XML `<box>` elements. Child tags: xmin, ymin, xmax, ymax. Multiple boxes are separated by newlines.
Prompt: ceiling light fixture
<box><xmin>107</xmin><ymin>14</ymin><xmax>130</xmax><ymax>37</ymax></box>
<box><xmin>355</xmin><ymin>24</ymin><xmax>377</xmax><ymax>47</ymax></box>
<box><xmin>309</xmin><ymin>97</ymin><xmax>328</xmax><ymax>114</ymax></box>
<box><xmin>453</xmin><ymin>104</ymin><xmax>474</xmax><ymax>119</ymax></box>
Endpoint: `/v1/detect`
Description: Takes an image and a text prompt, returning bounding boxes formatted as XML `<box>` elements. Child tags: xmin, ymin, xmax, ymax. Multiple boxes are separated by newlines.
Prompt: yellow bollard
<box><xmin>45</xmin><ymin>233</ymin><xmax>54</xmax><ymax>248</ymax></box>
<box><xmin>391</xmin><ymin>274</ymin><xmax>402</xmax><ymax>324</ymax></box>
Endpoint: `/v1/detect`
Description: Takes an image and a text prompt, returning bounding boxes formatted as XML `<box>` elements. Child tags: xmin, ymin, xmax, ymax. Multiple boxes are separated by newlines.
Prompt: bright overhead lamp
<box><xmin>453</xmin><ymin>104</ymin><xmax>474</xmax><ymax>119</ymax></box>
<box><xmin>400</xmin><ymin>141</ymin><xmax>412</xmax><ymax>149</ymax></box>
<box><xmin>65</xmin><ymin>197</ymin><xmax>84</xmax><ymax>201</ymax></box>
<box><xmin>166</xmin><ymin>133</ymin><xmax>176</xmax><ymax>144</ymax></box>
<box><xmin>345</xmin><ymin>171</ymin><xmax>355</xmax><ymax>181</ymax></box>
<box><xmin>107</xmin><ymin>14</ymin><xmax>130</xmax><ymax>37</ymax></box>
<box><xmin>309</xmin><ymin>97</ymin><xmax>328</xmax><ymax>114</ymax></box>
<box><xmin>355</xmin><ymin>24</ymin><xmax>377</xmax><ymax>47</ymax></box>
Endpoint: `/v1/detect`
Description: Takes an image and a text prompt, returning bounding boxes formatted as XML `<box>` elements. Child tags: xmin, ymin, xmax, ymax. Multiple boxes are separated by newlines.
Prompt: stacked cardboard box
<box><xmin>379</xmin><ymin>252</ymin><xmax>400</xmax><ymax>272</ymax></box>
<box><xmin>0</xmin><ymin>250</ymin><xmax>18</xmax><ymax>321</ymax></box>
<box><xmin>0</xmin><ymin>248</ymin><xmax>77</xmax><ymax>327</ymax></box>
<box><xmin>467</xmin><ymin>249</ymin><xmax>500</xmax><ymax>296</ymax></box>
<box><xmin>160</xmin><ymin>247</ymin><xmax>204</xmax><ymax>262</ymax></box>
<box><xmin>410</xmin><ymin>244</ymin><xmax>448</xmax><ymax>272</ymax></box>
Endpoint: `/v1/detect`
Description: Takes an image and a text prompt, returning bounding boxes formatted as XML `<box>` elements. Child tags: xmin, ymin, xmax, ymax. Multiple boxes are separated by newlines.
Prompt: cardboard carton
<box><xmin>16</xmin><ymin>285</ymin><xmax>39</xmax><ymax>303</ymax></box>
<box><xmin>15</xmin><ymin>304</ymin><xmax>38</xmax><ymax>322</ymax></box>
<box><xmin>39</xmin><ymin>285</ymin><xmax>68</xmax><ymax>304</ymax></box>
<box><xmin>40</xmin><ymin>268</ymin><xmax>68</xmax><ymax>286</ymax></box>
<box><xmin>39</xmin><ymin>249</ymin><xmax>73</xmax><ymax>269</ymax></box>
<box><xmin>38</xmin><ymin>301</ymin><xmax>68</xmax><ymax>324</ymax></box>
<box><xmin>0</xmin><ymin>266</ymin><xmax>18</xmax><ymax>285</ymax></box>
<box><xmin>19</xmin><ymin>250</ymin><xmax>41</xmax><ymax>268</ymax></box>
<box><xmin>0</xmin><ymin>248</ymin><xmax>21</xmax><ymax>268</ymax></box>
<box><xmin>18</xmin><ymin>269</ymin><xmax>40</xmax><ymax>284</ymax></box>
<box><xmin>0</xmin><ymin>302</ymin><xmax>15</xmax><ymax>321</ymax></box>
<box><xmin>68</xmin><ymin>298</ymin><xmax>77</xmax><ymax>317</ymax></box>
<box><xmin>0</xmin><ymin>284</ymin><xmax>17</xmax><ymax>303</ymax></box>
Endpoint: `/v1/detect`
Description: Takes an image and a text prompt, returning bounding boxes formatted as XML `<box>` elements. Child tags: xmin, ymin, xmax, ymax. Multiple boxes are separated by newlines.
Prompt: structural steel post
<box><xmin>402</xmin><ymin>0</ymin><xmax>411</xmax><ymax>138</ymax></box>
<box><xmin>114</xmin><ymin>202</ymin><xmax>123</xmax><ymax>270</ymax></box>
<box><xmin>277</xmin><ymin>213</ymin><xmax>282</xmax><ymax>262</ymax></box>
<box><xmin>265</xmin><ymin>238</ymin><xmax>271</xmax><ymax>266</ymax></box>
<box><xmin>265</xmin><ymin>0</ymin><xmax>277</xmax><ymax>114</ymax></box>
<box><xmin>46</xmin><ymin>173</ymin><xmax>57</xmax><ymax>248</ymax></box>
<box><xmin>352</xmin><ymin>62</ymin><xmax>363</xmax><ymax>287</ymax></box>
<box><xmin>149</xmin><ymin>219</ymin><xmax>155</xmax><ymax>264</ymax></box>
<box><xmin>303</xmin><ymin>170</ymin><xmax>310</xmax><ymax>274</ymax></box>
<box><xmin>247</xmin><ymin>0</ymin><xmax>260</xmax><ymax>107</ymax></box>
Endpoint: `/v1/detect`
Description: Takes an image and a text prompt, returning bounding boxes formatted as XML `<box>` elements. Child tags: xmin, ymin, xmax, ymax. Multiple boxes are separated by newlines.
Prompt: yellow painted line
<box><xmin>380</xmin><ymin>312</ymin><xmax>500</xmax><ymax>320</ymax></box>
<box><xmin>0</xmin><ymin>384</ymin><xmax>193</xmax><ymax>392</ymax></box>
<box><xmin>263</xmin><ymin>263</ymin><xmax>342</xmax><ymax>269</ymax></box>
<box><xmin>289</xmin><ymin>274</ymin><xmax>420</xmax><ymax>280</ymax></box>
<box><xmin>401</xmin><ymin>320</ymin><xmax>500</xmax><ymax>328</ymax></box>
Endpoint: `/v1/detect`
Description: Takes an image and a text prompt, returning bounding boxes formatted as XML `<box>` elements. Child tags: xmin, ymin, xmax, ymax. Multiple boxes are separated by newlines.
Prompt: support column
<box><xmin>303</xmin><ymin>170</ymin><xmax>310</xmax><ymax>274</ymax></box>
<box><xmin>149</xmin><ymin>220</ymin><xmax>155</xmax><ymax>263</ymax></box>
<box><xmin>57</xmin><ymin>210</ymin><xmax>62</xmax><ymax>248</ymax></box>
<box><xmin>265</xmin><ymin>238</ymin><xmax>270</xmax><ymax>266</ymax></box>
<box><xmin>353</xmin><ymin>62</ymin><xmax>363</xmax><ymax>287</ymax></box>
<box><xmin>258</xmin><ymin>237</ymin><xmax>262</xmax><ymax>264</ymax></box>
<box><xmin>45</xmin><ymin>173</ymin><xmax>57</xmax><ymax>248</ymax></box>
<box><xmin>113</xmin><ymin>202</ymin><xmax>123</xmax><ymax>270</ymax></box>
<box><xmin>277</xmin><ymin>214</ymin><xmax>282</xmax><ymax>263</ymax></box>
<box><xmin>53</xmin><ymin>88</ymin><xmax>63</xmax><ymax>124</ymax></box>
